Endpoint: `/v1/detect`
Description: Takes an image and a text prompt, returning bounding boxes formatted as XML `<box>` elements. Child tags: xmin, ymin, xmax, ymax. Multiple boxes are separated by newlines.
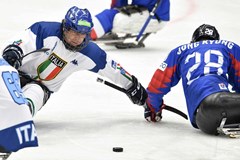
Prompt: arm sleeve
<box><xmin>1</xmin><ymin>29</ymin><xmax>37</xmax><ymax>57</ymax></box>
<box><xmin>97</xmin><ymin>54</ymin><xmax>133</xmax><ymax>89</ymax></box>
<box><xmin>154</xmin><ymin>0</ymin><xmax>170</xmax><ymax>21</ymax></box>
<box><xmin>228</xmin><ymin>43</ymin><xmax>240</xmax><ymax>92</ymax></box>
<box><xmin>81</xmin><ymin>42</ymin><xmax>133</xmax><ymax>89</ymax></box>
<box><xmin>111</xmin><ymin>0</ymin><xmax>128</xmax><ymax>8</ymax></box>
<box><xmin>147</xmin><ymin>49</ymin><xmax>181</xmax><ymax>112</ymax></box>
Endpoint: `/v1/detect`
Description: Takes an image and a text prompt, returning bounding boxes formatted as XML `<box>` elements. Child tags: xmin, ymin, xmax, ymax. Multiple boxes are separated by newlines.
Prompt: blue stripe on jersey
<box><xmin>0</xmin><ymin>58</ymin><xmax>10</xmax><ymax>66</ymax></box>
<box><xmin>0</xmin><ymin>121</ymin><xmax>38</xmax><ymax>152</ymax></box>
<box><xmin>29</xmin><ymin>22</ymin><xmax>62</xmax><ymax>49</ymax></box>
<box><xmin>80</xmin><ymin>42</ymin><xmax>107</xmax><ymax>73</ymax></box>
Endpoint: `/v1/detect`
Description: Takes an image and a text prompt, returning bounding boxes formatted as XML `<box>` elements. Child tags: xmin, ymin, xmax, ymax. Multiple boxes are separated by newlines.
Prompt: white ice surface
<box><xmin>1</xmin><ymin>0</ymin><xmax>240</xmax><ymax>159</ymax></box>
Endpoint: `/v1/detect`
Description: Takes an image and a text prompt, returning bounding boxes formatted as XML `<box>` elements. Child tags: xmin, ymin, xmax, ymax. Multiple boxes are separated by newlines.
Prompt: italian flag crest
<box><xmin>36</xmin><ymin>53</ymin><xmax>67</xmax><ymax>81</ymax></box>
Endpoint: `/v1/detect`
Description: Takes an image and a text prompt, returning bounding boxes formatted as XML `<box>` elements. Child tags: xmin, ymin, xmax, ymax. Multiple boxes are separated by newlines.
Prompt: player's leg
<box><xmin>19</xmin><ymin>72</ymin><xmax>52</xmax><ymax>116</ymax></box>
<box><xmin>0</xmin><ymin>65</ymin><xmax>38</xmax><ymax>153</ymax></box>
<box><xmin>195</xmin><ymin>92</ymin><xmax>240</xmax><ymax>135</ymax></box>
<box><xmin>111</xmin><ymin>6</ymin><xmax>166</xmax><ymax>34</ymax></box>
<box><xmin>22</xmin><ymin>82</ymin><xmax>51</xmax><ymax>116</ymax></box>
<box><xmin>91</xmin><ymin>9</ymin><xmax>119</xmax><ymax>40</ymax></box>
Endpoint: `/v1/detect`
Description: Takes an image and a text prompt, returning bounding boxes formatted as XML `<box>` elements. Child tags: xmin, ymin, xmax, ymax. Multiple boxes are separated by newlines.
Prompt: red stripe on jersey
<box><xmin>111</xmin><ymin>0</ymin><xmax>117</xmax><ymax>8</ymax></box>
<box><xmin>90</xmin><ymin>28</ymin><xmax>97</xmax><ymax>40</ymax></box>
<box><xmin>148</xmin><ymin>66</ymin><xmax>177</xmax><ymax>94</ymax></box>
<box><xmin>230</xmin><ymin>53</ymin><xmax>240</xmax><ymax>78</ymax></box>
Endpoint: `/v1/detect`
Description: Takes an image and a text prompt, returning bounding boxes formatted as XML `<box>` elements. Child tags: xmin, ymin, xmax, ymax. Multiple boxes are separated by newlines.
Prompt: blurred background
<box><xmin>1</xmin><ymin>0</ymin><xmax>240</xmax><ymax>159</ymax></box>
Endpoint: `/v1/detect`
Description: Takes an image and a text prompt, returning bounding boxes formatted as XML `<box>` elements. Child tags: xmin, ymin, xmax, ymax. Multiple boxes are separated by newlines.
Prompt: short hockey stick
<box><xmin>136</xmin><ymin>0</ymin><xmax>162</xmax><ymax>42</ymax></box>
<box><xmin>97</xmin><ymin>77</ymin><xmax>188</xmax><ymax>120</ymax></box>
<box><xmin>22</xmin><ymin>48</ymin><xmax>50</xmax><ymax>58</ymax></box>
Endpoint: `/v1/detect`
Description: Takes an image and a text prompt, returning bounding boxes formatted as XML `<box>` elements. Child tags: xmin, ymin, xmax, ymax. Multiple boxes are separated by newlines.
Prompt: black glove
<box><xmin>126</xmin><ymin>75</ymin><xmax>147</xmax><ymax>105</ymax></box>
<box><xmin>144</xmin><ymin>102</ymin><xmax>164</xmax><ymax>122</ymax></box>
<box><xmin>2</xmin><ymin>44</ymin><xmax>24</xmax><ymax>69</ymax></box>
<box><xmin>116</xmin><ymin>5</ymin><xmax>147</xmax><ymax>16</ymax></box>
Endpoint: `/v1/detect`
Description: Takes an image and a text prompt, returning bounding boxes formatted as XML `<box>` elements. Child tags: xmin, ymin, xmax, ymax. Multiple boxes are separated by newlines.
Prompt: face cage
<box><xmin>62</xmin><ymin>28</ymin><xmax>91</xmax><ymax>52</ymax></box>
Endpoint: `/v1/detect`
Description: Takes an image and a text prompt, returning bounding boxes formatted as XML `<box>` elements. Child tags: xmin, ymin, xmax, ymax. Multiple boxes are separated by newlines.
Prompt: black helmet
<box><xmin>191</xmin><ymin>24</ymin><xmax>220</xmax><ymax>43</ymax></box>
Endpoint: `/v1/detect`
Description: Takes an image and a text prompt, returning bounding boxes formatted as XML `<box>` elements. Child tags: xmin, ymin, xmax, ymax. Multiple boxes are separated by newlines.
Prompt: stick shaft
<box><xmin>96</xmin><ymin>77</ymin><xmax>188</xmax><ymax>120</ymax></box>
<box><xmin>23</xmin><ymin>48</ymin><xmax>50</xmax><ymax>58</ymax></box>
<box><xmin>136</xmin><ymin>0</ymin><xmax>162</xmax><ymax>41</ymax></box>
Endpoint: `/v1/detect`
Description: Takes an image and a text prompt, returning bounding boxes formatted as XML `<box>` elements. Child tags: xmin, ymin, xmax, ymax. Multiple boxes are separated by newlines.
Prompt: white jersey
<box><xmin>6</xmin><ymin>21</ymin><xmax>133</xmax><ymax>93</ymax></box>
<box><xmin>0</xmin><ymin>58</ymin><xmax>38</xmax><ymax>152</ymax></box>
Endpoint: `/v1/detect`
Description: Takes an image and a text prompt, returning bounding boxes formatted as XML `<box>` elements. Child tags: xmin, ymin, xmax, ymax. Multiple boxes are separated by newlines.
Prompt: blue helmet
<box><xmin>63</xmin><ymin>6</ymin><xmax>94</xmax><ymax>51</ymax></box>
<box><xmin>191</xmin><ymin>24</ymin><xmax>220</xmax><ymax>43</ymax></box>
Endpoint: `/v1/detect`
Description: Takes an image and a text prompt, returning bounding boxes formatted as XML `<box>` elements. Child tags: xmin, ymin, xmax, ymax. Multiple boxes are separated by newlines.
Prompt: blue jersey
<box><xmin>111</xmin><ymin>0</ymin><xmax>170</xmax><ymax>21</ymax></box>
<box><xmin>147</xmin><ymin>40</ymin><xmax>240</xmax><ymax>127</ymax></box>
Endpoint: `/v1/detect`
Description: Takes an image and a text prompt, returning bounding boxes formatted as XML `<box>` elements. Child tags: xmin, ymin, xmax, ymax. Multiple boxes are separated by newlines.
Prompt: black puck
<box><xmin>113</xmin><ymin>147</ymin><xmax>123</xmax><ymax>152</ymax></box>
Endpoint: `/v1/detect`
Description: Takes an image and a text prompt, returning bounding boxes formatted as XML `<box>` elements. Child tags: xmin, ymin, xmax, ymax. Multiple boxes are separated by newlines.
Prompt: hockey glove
<box><xmin>116</xmin><ymin>5</ymin><xmax>147</xmax><ymax>16</ymax></box>
<box><xmin>144</xmin><ymin>102</ymin><xmax>164</xmax><ymax>122</ymax></box>
<box><xmin>126</xmin><ymin>75</ymin><xmax>147</xmax><ymax>105</ymax></box>
<box><xmin>2</xmin><ymin>44</ymin><xmax>24</xmax><ymax>70</ymax></box>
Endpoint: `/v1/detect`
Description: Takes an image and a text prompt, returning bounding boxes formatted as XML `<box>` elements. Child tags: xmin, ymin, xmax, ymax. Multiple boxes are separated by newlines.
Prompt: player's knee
<box><xmin>195</xmin><ymin>93</ymin><xmax>226</xmax><ymax>135</ymax></box>
<box><xmin>112</xmin><ymin>9</ymin><xmax>164</xmax><ymax>34</ymax></box>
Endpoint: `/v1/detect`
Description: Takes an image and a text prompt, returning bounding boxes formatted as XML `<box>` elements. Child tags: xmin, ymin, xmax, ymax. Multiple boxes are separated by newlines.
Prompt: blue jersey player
<box><xmin>144</xmin><ymin>24</ymin><xmax>240</xmax><ymax>135</ymax></box>
<box><xmin>90</xmin><ymin>0</ymin><xmax>170</xmax><ymax>42</ymax></box>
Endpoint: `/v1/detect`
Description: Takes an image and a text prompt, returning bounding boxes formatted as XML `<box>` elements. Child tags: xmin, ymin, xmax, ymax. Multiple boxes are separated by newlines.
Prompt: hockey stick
<box><xmin>22</xmin><ymin>48</ymin><xmax>50</xmax><ymax>58</ymax></box>
<box><xmin>97</xmin><ymin>77</ymin><xmax>188</xmax><ymax>120</ymax></box>
<box><xmin>136</xmin><ymin>0</ymin><xmax>162</xmax><ymax>42</ymax></box>
<box><xmin>95</xmin><ymin>34</ymin><xmax>137</xmax><ymax>44</ymax></box>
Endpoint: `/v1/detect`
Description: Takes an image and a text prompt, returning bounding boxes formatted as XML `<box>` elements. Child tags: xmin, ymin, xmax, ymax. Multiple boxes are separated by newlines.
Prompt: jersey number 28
<box><xmin>186</xmin><ymin>49</ymin><xmax>223</xmax><ymax>85</ymax></box>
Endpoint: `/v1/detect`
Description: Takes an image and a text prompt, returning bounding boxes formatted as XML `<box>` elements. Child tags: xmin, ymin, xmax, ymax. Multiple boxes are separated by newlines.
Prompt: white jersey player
<box><xmin>0</xmin><ymin>55</ymin><xmax>38</xmax><ymax>157</ymax></box>
<box><xmin>1</xmin><ymin>6</ymin><xmax>147</xmax><ymax>117</ymax></box>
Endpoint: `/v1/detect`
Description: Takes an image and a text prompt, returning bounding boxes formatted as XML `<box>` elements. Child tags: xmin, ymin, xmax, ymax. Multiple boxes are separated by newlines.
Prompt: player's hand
<box><xmin>144</xmin><ymin>102</ymin><xmax>164</xmax><ymax>122</ymax></box>
<box><xmin>2</xmin><ymin>44</ymin><xmax>24</xmax><ymax>69</ymax></box>
<box><xmin>126</xmin><ymin>75</ymin><xmax>147</xmax><ymax>105</ymax></box>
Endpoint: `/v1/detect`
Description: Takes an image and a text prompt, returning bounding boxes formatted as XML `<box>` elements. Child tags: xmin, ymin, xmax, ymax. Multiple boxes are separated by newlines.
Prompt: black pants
<box><xmin>0</xmin><ymin>146</ymin><xmax>10</xmax><ymax>153</ymax></box>
<box><xmin>195</xmin><ymin>92</ymin><xmax>240</xmax><ymax>135</ymax></box>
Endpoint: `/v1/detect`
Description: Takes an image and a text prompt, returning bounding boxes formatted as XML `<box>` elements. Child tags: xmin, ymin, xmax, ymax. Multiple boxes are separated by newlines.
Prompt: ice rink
<box><xmin>1</xmin><ymin>0</ymin><xmax>240</xmax><ymax>159</ymax></box>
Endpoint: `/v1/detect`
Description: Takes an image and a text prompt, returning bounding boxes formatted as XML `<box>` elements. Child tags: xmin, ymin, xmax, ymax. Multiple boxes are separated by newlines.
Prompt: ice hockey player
<box><xmin>1</xmin><ymin>6</ymin><xmax>147</xmax><ymax>119</ymax></box>
<box><xmin>143</xmin><ymin>24</ymin><xmax>240</xmax><ymax>136</ymax></box>
<box><xmin>0</xmin><ymin>53</ymin><xmax>38</xmax><ymax>159</ymax></box>
<box><xmin>90</xmin><ymin>0</ymin><xmax>170</xmax><ymax>48</ymax></box>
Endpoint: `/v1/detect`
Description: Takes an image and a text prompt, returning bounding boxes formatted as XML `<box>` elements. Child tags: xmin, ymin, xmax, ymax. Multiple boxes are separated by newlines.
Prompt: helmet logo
<box><xmin>191</xmin><ymin>24</ymin><xmax>220</xmax><ymax>43</ymax></box>
<box><xmin>68</xmin><ymin>7</ymin><xmax>80</xmax><ymax>23</ymax></box>
<box><xmin>205</xmin><ymin>28</ymin><xmax>214</xmax><ymax>36</ymax></box>
<box><xmin>78</xmin><ymin>20</ymin><xmax>91</xmax><ymax>27</ymax></box>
